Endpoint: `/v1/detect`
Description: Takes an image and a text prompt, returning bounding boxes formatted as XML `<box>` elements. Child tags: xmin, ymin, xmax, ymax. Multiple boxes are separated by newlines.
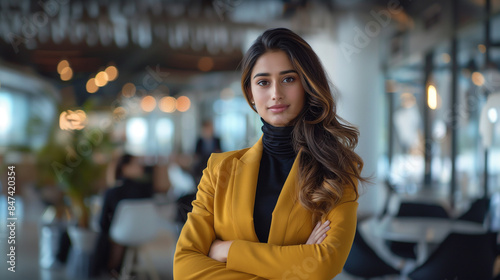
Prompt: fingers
<box><xmin>305</xmin><ymin>220</ymin><xmax>331</xmax><ymax>244</ymax></box>
<box><xmin>313</xmin><ymin>220</ymin><xmax>330</xmax><ymax>244</ymax></box>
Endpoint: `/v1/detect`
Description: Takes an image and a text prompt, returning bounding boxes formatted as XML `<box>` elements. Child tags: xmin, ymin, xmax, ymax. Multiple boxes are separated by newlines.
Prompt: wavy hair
<box><xmin>240</xmin><ymin>28</ymin><xmax>366</xmax><ymax>223</ymax></box>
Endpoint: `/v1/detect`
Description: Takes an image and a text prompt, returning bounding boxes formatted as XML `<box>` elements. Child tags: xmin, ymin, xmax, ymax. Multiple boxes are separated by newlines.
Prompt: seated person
<box><xmin>92</xmin><ymin>154</ymin><xmax>153</xmax><ymax>276</ymax></box>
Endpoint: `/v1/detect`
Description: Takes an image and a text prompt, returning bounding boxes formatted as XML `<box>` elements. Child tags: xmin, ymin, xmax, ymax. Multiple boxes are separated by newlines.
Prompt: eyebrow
<box><xmin>253</xmin><ymin>69</ymin><xmax>297</xmax><ymax>79</ymax></box>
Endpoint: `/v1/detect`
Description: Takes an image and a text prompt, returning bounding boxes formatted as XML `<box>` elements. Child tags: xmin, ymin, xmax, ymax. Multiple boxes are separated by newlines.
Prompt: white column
<box><xmin>307</xmin><ymin>10</ymin><xmax>387</xmax><ymax>216</ymax></box>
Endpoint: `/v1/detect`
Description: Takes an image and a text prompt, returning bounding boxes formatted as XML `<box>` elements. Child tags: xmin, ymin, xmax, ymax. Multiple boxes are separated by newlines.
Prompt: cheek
<box><xmin>290</xmin><ymin>87</ymin><xmax>305</xmax><ymax>104</ymax></box>
<box><xmin>251</xmin><ymin>87</ymin><xmax>267</xmax><ymax>103</ymax></box>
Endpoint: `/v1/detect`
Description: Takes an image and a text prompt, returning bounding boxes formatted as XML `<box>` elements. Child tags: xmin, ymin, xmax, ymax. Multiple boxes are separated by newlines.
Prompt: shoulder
<box><xmin>207</xmin><ymin>147</ymin><xmax>251</xmax><ymax>169</ymax></box>
<box><xmin>340</xmin><ymin>184</ymin><xmax>358</xmax><ymax>203</ymax></box>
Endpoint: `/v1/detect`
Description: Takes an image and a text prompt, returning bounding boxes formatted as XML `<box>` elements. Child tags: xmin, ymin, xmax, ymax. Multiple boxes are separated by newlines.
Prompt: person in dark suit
<box><xmin>193</xmin><ymin>120</ymin><xmax>222</xmax><ymax>183</ymax></box>
<box><xmin>92</xmin><ymin>154</ymin><xmax>153</xmax><ymax>276</ymax></box>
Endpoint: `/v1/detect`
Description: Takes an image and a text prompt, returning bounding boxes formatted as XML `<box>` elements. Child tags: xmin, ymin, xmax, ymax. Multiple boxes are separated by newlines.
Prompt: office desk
<box><xmin>361</xmin><ymin>216</ymin><xmax>487</xmax><ymax>264</ymax></box>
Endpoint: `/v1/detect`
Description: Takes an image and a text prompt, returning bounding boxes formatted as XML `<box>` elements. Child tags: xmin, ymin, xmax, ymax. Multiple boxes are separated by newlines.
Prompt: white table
<box><xmin>361</xmin><ymin>216</ymin><xmax>487</xmax><ymax>264</ymax></box>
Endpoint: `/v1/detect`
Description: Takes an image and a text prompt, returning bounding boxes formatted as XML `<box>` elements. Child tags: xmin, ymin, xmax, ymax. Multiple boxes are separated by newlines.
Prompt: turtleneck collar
<box><xmin>261</xmin><ymin>118</ymin><xmax>295</xmax><ymax>157</ymax></box>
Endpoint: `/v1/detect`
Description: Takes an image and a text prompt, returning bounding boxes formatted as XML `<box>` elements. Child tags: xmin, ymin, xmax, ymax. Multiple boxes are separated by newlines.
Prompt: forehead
<box><xmin>251</xmin><ymin>50</ymin><xmax>294</xmax><ymax>75</ymax></box>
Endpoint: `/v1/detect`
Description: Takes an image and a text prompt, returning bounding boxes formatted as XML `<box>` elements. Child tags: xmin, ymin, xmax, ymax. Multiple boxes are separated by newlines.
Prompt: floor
<box><xmin>0</xmin><ymin>185</ymin><xmax>179</xmax><ymax>280</ymax></box>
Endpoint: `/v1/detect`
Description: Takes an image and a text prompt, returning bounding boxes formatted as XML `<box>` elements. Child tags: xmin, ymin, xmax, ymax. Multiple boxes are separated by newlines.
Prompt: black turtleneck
<box><xmin>254</xmin><ymin>119</ymin><xmax>296</xmax><ymax>243</ymax></box>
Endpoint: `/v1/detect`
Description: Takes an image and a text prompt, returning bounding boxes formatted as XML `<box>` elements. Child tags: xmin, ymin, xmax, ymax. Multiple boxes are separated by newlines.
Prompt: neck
<box><xmin>261</xmin><ymin>118</ymin><xmax>295</xmax><ymax>157</ymax></box>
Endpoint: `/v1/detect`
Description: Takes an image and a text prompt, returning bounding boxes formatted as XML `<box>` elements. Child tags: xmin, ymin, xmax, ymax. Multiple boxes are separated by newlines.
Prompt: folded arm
<box><xmin>173</xmin><ymin>156</ymin><xmax>265</xmax><ymax>280</ymax></box>
<box><xmin>226</xmin><ymin>201</ymin><xmax>358</xmax><ymax>280</ymax></box>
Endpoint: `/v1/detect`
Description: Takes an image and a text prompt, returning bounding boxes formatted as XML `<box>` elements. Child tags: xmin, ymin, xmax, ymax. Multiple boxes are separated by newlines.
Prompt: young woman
<box><xmin>174</xmin><ymin>28</ymin><xmax>365</xmax><ymax>280</ymax></box>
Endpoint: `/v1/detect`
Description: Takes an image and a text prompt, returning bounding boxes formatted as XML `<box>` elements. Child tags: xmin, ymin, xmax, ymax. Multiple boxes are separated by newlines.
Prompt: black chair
<box><xmin>344</xmin><ymin>229</ymin><xmax>400</xmax><ymax>279</ymax></box>
<box><xmin>397</xmin><ymin>202</ymin><xmax>449</xmax><ymax>218</ymax></box>
<box><xmin>176</xmin><ymin>192</ymin><xmax>197</xmax><ymax>224</ymax></box>
<box><xmin>408</xmin><ymin>232</ymin><xmax>497</xmax><ymax>280</ymax></box>
<box><xmin>458</xmin><ymin>198</ymin><xmax>490</xmax><ymax>224</ymax></box>
<box><xmin>389</xmin><ymin>201</ymin><xmax>450</xmax><ymax>259</ymax></box>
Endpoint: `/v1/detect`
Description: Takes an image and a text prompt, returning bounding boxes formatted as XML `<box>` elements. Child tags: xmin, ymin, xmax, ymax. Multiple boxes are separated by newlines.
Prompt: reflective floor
<box><xmin>0</xmin><ymin>186</ymin><xmax>178</xmax><ymax>280</ymax></box>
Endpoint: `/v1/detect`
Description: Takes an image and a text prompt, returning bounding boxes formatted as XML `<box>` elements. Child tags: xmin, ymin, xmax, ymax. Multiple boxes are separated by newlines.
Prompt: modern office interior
<box><xmin>1</xmin><ymin>0</ymin><xmax>500</xmax><ymax>279</ymax></box>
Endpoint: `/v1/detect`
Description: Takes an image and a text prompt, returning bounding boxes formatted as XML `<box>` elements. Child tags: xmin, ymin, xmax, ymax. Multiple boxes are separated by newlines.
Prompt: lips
<box><xmin>268</xmin><ymin>104</ymin><xmax>289</xmax><ymax>113</ymax></box>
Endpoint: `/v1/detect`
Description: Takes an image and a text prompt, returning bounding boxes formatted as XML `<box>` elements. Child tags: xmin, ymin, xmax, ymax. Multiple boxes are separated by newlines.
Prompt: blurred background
<box><xmin>0</xmin><ymin>0</ymin><xmax>500</xmax><ymax>279</ymax></box>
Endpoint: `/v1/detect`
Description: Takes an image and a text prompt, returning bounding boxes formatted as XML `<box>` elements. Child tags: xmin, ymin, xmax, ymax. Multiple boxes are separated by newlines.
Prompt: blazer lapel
<box><xmin>231</xmin><ymin>137</ymin><xmax>263</xmax><ymax>242</ymax></box>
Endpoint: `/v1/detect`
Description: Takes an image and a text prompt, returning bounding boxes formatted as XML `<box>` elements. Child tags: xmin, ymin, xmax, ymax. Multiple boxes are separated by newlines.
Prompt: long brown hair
<box><xmin>241</xmin><ymin>28</ymin><xmax>366</xmax><ymax>223</ymax></box>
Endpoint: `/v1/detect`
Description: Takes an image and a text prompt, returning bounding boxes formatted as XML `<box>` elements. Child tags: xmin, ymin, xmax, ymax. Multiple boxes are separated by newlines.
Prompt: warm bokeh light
<box><xmin>198</xmin><ymin>57</ymin><xmax>214</xmax><ymax>72</ymax></box>
<box><xmin>86</xmin><ymin>78</ymin><xmax>98</xmax><ymax>93</ymax></box>
<box><xmin>441</xmin><ymin>53</ymin><xmax>450</xmax><ymax>64</ymax></box>
<box><xmin>57</xmin><ymin>60</ymin><xmax>69</xmax><ymax>74</ymax></box>
<box><xmin>141</xmin><ymin>95</ymin><xmax>157</xmax><ymax>112</ymax></box>
<box><xmin>159</xmin><ymin>96</ymin><xmax>176</xmax><ymax>113</ymax></box>
<box><xmin>122</xmin><ymin>83</ymin><xmax>136</xmax><ymax>97</ymax></box>
<box><xmin>478</xmin><ymin>44</ymin><xmax>486</xmax><ymax>53</ymax></box>
<box><xmin>113</xmin><ymin>106</ymin><xmax>127</xmax><ymax>120</ymax></box>
<box><xmin>427</xmin><ymin>85</ymin><xmax>438</xmax><ymax>110</ymax></box>
<box><xmin>176</xmin><ymin>96</ymin><xmax>191</xmax><ymax>112</ymax></box>
<box><xmin>105</xmin><ymin>66</ymin><xmax>118</xmax><ymax>81</ymax></box>
<box><xmin>60</xmin><ymin>66</ymin><xmax>73</xmax><ymax>81</ymax></box>
<box><xmin>95</xmin><ymin>71</ymin><xmax>109</xmax><ymax>87</ymax></box>
<box><xmin>472</xmin><ymin>71</ymin><xmax>485</xmax><ymax>86</ymax></box>
<box><xmin>59</xmin><ymin>110</ymin><xmax>87</xmax><ymax>130</ymax></box>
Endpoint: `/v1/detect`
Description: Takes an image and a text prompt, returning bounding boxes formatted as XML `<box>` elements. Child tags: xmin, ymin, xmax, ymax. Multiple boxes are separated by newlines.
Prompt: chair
<box><xmin>109</xmin><ymin>199</ymin><xmax>160</xmax><ymax>280</ymax></box>
<box><xmin>458</xmin><ymin>197</ymin><xmax>490</xmax><ymax>224</ymax></box>
<box><xmin>343</xmin><ymin>229</ymin><xmax>400</xmax><ymax>279</ymax></box>
<box><xmin>389</xmin><ymin>201</ymin><xmax>450</xmax><ymax>259</ymax></box>
<box><xmin>396</xmin><ymin>202</ymin><xmax>449</xmax><ymax>218</ymax></box>
<box><xmin>408</xmin><ymin>232</ymin><xmax>497</xmax><ymax>280</ymax></box>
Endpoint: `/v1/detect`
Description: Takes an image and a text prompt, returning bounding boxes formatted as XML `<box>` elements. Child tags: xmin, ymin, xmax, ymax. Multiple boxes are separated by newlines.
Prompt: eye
<box><xmin>257</xmin><ymin>80</ymin><xmax>269</xmax><ymax>87</ymax></box>
<box><xmin>283</xmin><ymin>76</ymin><xmax>295</xmax><ymax>83</ymax></box>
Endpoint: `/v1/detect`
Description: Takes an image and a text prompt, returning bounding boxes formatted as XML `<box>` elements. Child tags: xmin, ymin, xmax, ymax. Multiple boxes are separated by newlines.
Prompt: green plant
<box><xmin>36</xmin><ymin>104</ymin><xmax>113</xmax><ymax>228</ymax></box>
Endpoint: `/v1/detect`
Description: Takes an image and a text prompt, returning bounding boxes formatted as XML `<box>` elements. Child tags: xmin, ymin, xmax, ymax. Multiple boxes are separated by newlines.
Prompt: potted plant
<box><xmin>36</xmin><ymin>106</ymin><xmax>113</xmax><ymax>277</ymax></box>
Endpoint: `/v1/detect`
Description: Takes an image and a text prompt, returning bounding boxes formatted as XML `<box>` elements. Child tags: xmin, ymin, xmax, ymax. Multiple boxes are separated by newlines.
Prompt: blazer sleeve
<box><xmin>226</xmin><ymin>193</ymin><xmax>358</xmax><ymax>280</ymax></box>
<box><xmin>173</xmin><ymin>155</ymin><xmax>266</xmax><ymax>280</ymax></box>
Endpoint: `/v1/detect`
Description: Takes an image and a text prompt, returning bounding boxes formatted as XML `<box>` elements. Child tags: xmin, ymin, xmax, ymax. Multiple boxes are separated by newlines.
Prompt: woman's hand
<box><xmin>305</xmin><ymin>220</ymin><xmax>331</xmax><ymax>244</ymax></box>
<box><xmin>208</xmin><ymin>239</ymin><xmax>233</xmax><ymax>262</ymax></box>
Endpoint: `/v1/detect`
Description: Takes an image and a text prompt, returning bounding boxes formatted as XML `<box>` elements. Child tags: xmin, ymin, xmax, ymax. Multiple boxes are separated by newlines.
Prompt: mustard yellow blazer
<box><xmin>174</xmin><ymin>137</ymin><xmax>358</xmax><ymax>280</ymax></box>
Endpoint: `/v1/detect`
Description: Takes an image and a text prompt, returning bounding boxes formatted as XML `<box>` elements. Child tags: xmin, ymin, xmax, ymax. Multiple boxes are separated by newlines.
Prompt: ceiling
<box><xmin>0</xmin><ymin>0</ymin><xmax>471</xmax><ymax>105</ymax></box>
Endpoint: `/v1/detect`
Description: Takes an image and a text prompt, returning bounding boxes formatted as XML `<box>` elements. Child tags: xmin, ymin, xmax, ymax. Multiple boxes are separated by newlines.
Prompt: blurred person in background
<box><xmin>92</xmin><ymin>154</ymin><xmax>153</xmax><ymax>276</ymax></box>
<box><xmin>174</xmin><ymin>28</ymin><xmax>367</xmax><ymax>279</ymax></box>
<box><xmin>193</xmin><ymin>119</ymin><xmax>222</xmax><ymax>184</ymax></box>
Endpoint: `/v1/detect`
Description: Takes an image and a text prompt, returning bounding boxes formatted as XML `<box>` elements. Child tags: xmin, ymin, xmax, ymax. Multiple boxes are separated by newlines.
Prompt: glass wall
<box><xmin>387</xmin><ymin>55</ymin><xmax>425</xmax><ymax>192</ymax></box>
<box><xmin>386</xmin><ymin>3</ymin><xmax>500</xmax><ymax>201</ymax></box>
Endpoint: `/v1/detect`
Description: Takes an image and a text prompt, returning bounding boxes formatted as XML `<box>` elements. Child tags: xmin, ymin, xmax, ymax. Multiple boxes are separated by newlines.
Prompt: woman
<box><xmin>174</xmin><ymin>28</ymin><xmax>365</xmax><ymax>280</ymax></box>
<box><xmin>93</xmin><ymin>154</ymin><xmax>153</xmax><ymax>275</ymax></box>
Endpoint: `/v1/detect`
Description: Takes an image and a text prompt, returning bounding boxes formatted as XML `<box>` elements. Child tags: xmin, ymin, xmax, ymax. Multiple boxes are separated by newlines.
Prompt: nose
<box><xmin>271</xmin><ymin>83</ymin><xmax>284</xmax><ymax>101</ymax></box>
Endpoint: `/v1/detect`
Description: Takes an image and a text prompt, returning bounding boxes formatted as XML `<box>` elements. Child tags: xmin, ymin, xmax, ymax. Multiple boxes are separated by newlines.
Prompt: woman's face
<box><xmin>249</xmin><ymin>50</ymin><xmax>306</xmax><ymax>127</ymax></box>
